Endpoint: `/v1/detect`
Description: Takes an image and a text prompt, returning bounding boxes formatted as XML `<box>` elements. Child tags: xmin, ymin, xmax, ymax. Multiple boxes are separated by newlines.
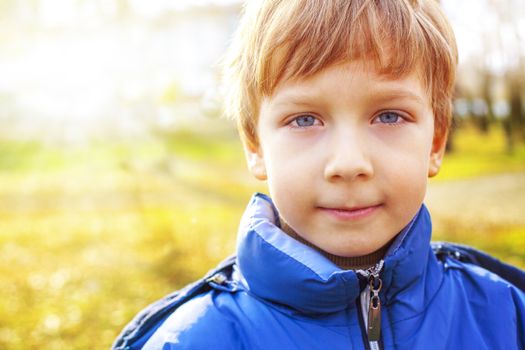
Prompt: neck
<box><xmin>280</xmin><ymin>220</ymin><xmax>390</xmax><ymax>270</ymax></box>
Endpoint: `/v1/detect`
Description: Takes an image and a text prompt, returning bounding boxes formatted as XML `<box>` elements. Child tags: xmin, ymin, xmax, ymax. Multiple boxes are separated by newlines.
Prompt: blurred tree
<box><xmin>496</xmin><ymin>0</ymin><xmax>525</xmax><ymax>153</ymax></box>
<box><xmin>471</xmin><ymin>0</ymin><xmax>525</xmax><ymax>151</ymax></box>
<box><xmin>505</xmin><ymin>72</ymin><xmax>525</xmax><ymax>153</ymax></box>
<box><xmin>479</xmin><ymin>71</ymin><xmax>494</xmax><ymax>133</ymax></box>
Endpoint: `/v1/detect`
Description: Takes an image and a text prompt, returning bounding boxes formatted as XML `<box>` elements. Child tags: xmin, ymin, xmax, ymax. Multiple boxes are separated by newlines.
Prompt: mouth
<box><xmin>317</xmin><ymin>204</ymin><xmax>382</xmax><ymax>220</ymax></box>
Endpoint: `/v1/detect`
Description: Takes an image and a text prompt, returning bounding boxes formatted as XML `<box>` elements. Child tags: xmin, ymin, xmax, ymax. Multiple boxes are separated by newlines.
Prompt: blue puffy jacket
<box><xmin>129</xmin><ymin>193</ymin><xmax>525</xmax><ymax>349</ymax></box>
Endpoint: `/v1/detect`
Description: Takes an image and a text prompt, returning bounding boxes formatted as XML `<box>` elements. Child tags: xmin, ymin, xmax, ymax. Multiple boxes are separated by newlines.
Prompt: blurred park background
<box><xmin>0</xmin><ymin>0</ymin><xmax>524</xmax><ymax>348</ymax></box>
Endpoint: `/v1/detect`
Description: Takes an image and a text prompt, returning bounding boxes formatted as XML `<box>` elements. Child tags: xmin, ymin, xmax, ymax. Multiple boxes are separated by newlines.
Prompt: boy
<box><xmin>114</xmin><ymin>1</ymin><xmax>525</xmax><ymax>349</ymax></box>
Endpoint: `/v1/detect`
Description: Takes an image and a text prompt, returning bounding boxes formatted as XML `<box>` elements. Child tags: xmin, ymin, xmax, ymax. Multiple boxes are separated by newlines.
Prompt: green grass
<box><xmin>433</xmin><ymin>222</ymin><xmax>525</xmax><ymax>269</ymax></box>
<box><xmin>435</xmin><ymin>123</ymin><xmax>525</xmax><ymax>181</ymax></box>
<box><xmin>0</xmin><ymin>123</ymin><xmax>523</xmax><ymax>349</ymax></box>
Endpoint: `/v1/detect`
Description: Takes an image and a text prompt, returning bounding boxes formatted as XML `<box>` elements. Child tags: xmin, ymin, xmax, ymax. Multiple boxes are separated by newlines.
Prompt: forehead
<box><xmin>266</xmin><ymin>61</ymin><xmax>430</xmax><ymax>107</ymax></box>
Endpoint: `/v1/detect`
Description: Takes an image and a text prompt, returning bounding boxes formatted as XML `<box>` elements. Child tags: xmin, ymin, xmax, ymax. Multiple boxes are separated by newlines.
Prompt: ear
<box><xmin>428</xmin><ymin>129</ymin><xmax>448</xmax><ymax>178</ymax></box>
<box><xmin>243</xmin><ymin>141</ymin><xmax>267</xmax><ymax>180</ymax></box>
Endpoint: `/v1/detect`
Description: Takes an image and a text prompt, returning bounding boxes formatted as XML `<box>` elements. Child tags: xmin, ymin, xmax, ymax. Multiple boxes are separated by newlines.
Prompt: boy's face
<box><xmin>245</xmin><ymin>61</ymin><xmax>447</xmax><ymax>257</ymax></box>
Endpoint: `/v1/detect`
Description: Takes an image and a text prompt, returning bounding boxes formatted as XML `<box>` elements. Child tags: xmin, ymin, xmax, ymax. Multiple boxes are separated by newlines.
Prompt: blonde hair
<box><xmin>223</xmin><ymin>0</ymin><xmax>458</xmax><ymax>148</ymax></box>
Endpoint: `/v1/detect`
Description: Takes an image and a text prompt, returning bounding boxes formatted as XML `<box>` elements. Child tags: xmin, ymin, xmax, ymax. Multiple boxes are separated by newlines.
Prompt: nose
<box><xmin>323</xmin><ymin>130</ymin><xmax>374</xmax><ymax>182</ymax></box>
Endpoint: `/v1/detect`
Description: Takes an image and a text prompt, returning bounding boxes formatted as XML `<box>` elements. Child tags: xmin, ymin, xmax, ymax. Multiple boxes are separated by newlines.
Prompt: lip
<box><xmin>318</xmin><ymin>204</ymin><xmax>382</xmax><ymax>220</ymax></box>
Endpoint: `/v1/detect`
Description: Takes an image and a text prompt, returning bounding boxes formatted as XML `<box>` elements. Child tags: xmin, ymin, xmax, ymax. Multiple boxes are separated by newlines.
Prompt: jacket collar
<box><xmin>235</xmin><ymin>193</ymin><xmax>442</xmax><ymax>315</ymax></box>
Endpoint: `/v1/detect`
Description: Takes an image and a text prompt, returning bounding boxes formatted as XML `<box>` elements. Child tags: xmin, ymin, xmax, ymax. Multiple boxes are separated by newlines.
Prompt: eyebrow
<box><xmin>268</xmin><ymin>91</ymin><xmax>320</xmax><ymax>109</ymax></box>
<box><xmin>370</xmin><ymin>90</ymin><xmax>428</xmax><ymax>106</ymax></box>
<box><xmin>268</xmin><ymin>89</ymin><xmax>428</xmax><ymax>110</ymax></box>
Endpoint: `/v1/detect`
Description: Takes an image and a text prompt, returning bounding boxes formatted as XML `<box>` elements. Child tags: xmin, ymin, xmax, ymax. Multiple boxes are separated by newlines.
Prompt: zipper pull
<box><xmin>367</xmin><ymin>275</ymin><xmax>382</xmax><ymax>342</ymax></box>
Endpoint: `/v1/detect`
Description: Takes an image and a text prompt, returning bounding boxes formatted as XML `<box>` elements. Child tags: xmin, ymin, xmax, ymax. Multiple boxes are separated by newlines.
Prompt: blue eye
<box><xmin>292</xmin><ymin>115</ymin><xmax>319</xmax><ymax>127</ymax></box>
<box><xmin>376</xmin><ymin>112</ymin><xmax>402</xmax><ymax>124</ymax></box>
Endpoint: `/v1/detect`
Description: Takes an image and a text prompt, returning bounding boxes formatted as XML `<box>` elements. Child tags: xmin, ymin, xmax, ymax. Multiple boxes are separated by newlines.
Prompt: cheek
<box><xmin>265</xmin><ymin>153</ymin><xmax>312</xmax><ymax>198</ymax></box>
<box><xmin>377</xmin><ymin>131</ymin><xmax>432</xmax><ymax>202</ymax></box>
<box><xmin>262</xmin><ymin>144</ymin><xmax>319</xmax><ymax>216</ymax></box>
<box><xmin>381</xmin><ymin>125</ymin><xmax>433</xmax><ymax>166</ymax></box>
<box><xmin>388</xmin><ymin>159</ymin><xmax>430</xmax><ymax>223</ymax></box>
<box><xmin>263</xmin><ymin>135</ymin><xmax>320</xmax><ymax>180</ymax></box>
<box><xmin>265</xmin><ymin>167</ymin><xmax>309</xmax><ymax>229</ymax></box>
<box><xmin>389</xmin><ymin>148</ymin><xmax>430</xmax><ymax>190</ymax></box>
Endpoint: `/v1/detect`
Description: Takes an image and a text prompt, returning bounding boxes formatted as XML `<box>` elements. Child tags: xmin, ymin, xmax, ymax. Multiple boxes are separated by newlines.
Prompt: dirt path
<box><xmin>425</xmin><ymin>172</ymin><xmax>525</xmax><ymax>227</ymax></box>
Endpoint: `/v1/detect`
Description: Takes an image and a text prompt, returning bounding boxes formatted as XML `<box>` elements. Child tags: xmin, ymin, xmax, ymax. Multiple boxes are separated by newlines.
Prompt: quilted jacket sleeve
<box><xmin>511</xmin><ymin>287</ymin><xmax>525</xmax><ymax>350</ymax></box>
<box><xmin>142</xmin><ymin>291</ymin><xmax>243</xmax><ymax>350</ymax></box>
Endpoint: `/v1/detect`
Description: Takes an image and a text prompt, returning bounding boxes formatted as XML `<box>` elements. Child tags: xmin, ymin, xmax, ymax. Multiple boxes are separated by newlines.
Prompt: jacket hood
<box><xmin>235</xmin><ymin>193</ymin><xmax>443</xmax><ymax>315</ymax></box>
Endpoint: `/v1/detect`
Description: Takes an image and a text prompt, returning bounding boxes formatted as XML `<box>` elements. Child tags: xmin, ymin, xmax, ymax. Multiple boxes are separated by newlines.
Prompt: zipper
<box><xmin>357</xmin><ymin>261</ymin><xmax>384</xmax><ymax>350</ymax></box>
